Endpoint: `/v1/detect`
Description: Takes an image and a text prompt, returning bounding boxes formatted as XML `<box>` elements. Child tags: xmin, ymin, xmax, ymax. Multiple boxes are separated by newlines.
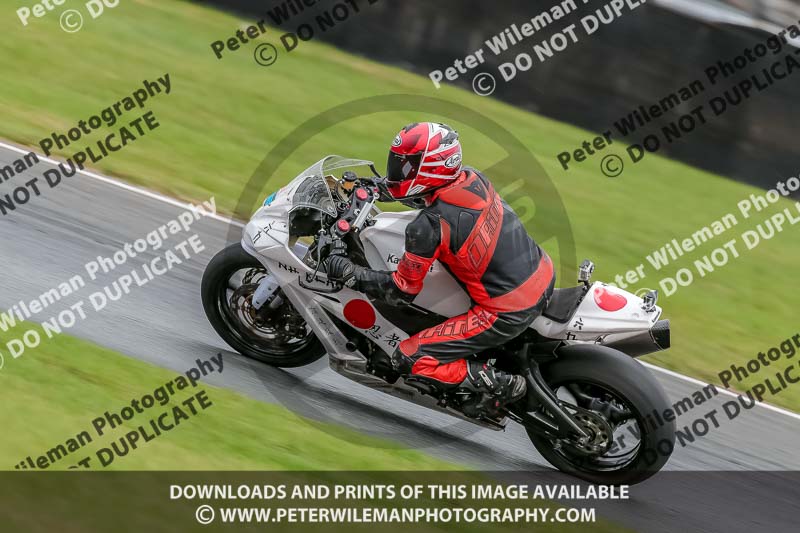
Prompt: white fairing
<box><xmin>359</xmin><ymin>212</ymin><xmax>471</xmax><ymax>316</ymax></box>
<box><xmin>532</xmin><ymin>282</ymin><xmax>662</xmax><ymax>344</ymax></box>
<box><xmin>241</xmin><ymin>207</ymin><xmax>471</xmax><ymax>360</ymax></box>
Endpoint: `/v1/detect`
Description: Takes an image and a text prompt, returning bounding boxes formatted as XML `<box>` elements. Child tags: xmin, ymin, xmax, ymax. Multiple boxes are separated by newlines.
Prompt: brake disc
<box><xmin>559</xmin><ymin>404</ymin><xmax>615</xmax><ymax>456</ymax></box>
<box><xmin>229</xmin><ymin>284</ymin><xmax>265</xmax><ymax>330</ymax></box>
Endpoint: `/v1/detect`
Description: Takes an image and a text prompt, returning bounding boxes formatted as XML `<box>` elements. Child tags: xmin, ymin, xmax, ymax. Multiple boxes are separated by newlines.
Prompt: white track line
<box><xmin>0</xmin><ymin>140</ymin><xmax>244</xmax><ymax>228</ymax></box>
<box><xmin>641</xmin><ymin>362</ymin><xmax>800</xmax><ymax>421</ymax></box>
<box><xmin>3</xmin><ymin>140</ymin><xmax>799</xmax><ymax>421</ymax></box>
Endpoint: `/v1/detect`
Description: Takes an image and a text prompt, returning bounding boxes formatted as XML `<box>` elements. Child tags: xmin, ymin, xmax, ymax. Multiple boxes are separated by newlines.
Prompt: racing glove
<box><xmin>324</xmin><ymin>255</ymin><xmax>416</xmax><ymax>306</ymax></box>
<box><xmin>324</xmin><ymin>255</ymin><xmax>359</xmax><ymax>288</ymax></box>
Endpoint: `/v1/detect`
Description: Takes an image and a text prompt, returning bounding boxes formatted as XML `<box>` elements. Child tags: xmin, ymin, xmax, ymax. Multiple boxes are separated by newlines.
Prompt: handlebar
<box><xmin>338</xmin><ymin>171</ymin><xmax>393</xmax><ymax>203</ymax></box>
<box><xmin>298</xmin><ymin>230</ymin><xmax>347</xmax><ymax>293</ymax></box>
<box><xmin>333</xmin><ymin>175</ymin><xmax>380</xmax><ymax>236</ymax></box>
<box><xmin>367</xmin><ymin>176</ymin><xmax>394</xmax><ymax>202</ymax></box>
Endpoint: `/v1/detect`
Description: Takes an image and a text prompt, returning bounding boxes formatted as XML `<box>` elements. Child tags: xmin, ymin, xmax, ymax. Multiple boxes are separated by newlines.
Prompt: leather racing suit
<box><xmin>343</xmin><ymin>168</ymin><xmax>556</xmax><ymax>385</ymax></box>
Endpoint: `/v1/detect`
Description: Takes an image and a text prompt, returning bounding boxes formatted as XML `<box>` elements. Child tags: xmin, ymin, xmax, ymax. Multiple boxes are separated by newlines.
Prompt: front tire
<box><xmin>201</xmin><ymin>243</ymin><xmax>325</xmax><ymax>367</ymax></box>
<box><xmin>526</xmin><ymin>344</ymin><xmax>675</xmax><ymax>485</ymax></box>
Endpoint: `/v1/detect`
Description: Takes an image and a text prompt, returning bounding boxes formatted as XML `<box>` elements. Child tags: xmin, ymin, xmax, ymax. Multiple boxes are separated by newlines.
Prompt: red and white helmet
<box><xmin>386</xmin><ymin>122</ymin><xmax>463</xmax><ymax>201</ymax></box>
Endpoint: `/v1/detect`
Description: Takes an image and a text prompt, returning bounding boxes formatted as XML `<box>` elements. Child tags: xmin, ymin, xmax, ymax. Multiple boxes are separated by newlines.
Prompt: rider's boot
<box><xmin>389</xmin><ymin>349</ymin><xmax>526</xmax><ymax>417</ymax></box>
<box><xmin>458</xmin><ymin>361</ymin><xmax>527</xmax><ymax>418</ymax></box>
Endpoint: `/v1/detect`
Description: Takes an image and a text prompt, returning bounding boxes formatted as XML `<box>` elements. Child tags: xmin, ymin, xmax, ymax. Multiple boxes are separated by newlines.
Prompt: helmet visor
<box><xmin>386</xmin><ymin>152</ymin><xmax>422</xmax><ymax>199</ymax></box>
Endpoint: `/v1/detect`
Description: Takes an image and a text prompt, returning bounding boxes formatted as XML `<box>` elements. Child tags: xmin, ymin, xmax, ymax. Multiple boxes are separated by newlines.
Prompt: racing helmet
<box><xmin>385</xmin><ymin>122</ymin><xmax>463</xmax><ymax>202</ymax></box>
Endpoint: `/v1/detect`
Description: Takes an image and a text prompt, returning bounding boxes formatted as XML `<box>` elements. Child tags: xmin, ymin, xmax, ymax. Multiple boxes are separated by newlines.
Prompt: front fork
<box><xmin>251</xmin><ymin>273</ymin><xmax>283</xmax><ymax>310</ymax></box>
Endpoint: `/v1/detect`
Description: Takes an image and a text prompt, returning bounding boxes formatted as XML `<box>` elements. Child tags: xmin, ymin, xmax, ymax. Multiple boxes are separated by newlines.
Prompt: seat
<box><xmin>542</xmin><ymin>285</ymin><xmax>587</xmax><ymax>323</ymax></box>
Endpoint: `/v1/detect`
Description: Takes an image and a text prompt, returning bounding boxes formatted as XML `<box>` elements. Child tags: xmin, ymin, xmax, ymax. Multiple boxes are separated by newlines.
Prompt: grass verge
<box><xmin>0</xmin><ymin>322</ymin><xmax>457</xmax><ymax>470</ymax></box>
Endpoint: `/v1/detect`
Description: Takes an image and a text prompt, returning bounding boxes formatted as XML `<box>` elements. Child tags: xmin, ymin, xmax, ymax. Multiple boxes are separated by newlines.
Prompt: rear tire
<box><xmin>526</xmin><ymin>344</ymin><xmax>675</xmax><ymax>485</ymax></box>
<box><xmin>201</xmin><ymin>243</ymin><xmax>325</xmax><ymax>367</ymax></box>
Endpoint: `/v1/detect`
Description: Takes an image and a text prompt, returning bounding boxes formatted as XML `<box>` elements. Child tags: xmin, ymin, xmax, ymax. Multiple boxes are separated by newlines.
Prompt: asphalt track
<box><xmin>1</xmin><ymin>142</ymin><xmax>798</xmax><ymax>531</ymax></box>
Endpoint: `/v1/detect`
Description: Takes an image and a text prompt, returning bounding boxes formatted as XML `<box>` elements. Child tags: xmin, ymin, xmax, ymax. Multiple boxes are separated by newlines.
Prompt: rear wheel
<box><xmin>526</xmin><ymin>344</ymin><xmax>675</xmax><ymax>485</ymax></box>
<box><xmin>201</xmin><ymin>243</ymin><xmax>325</xmax><ymax>367</ymax></box>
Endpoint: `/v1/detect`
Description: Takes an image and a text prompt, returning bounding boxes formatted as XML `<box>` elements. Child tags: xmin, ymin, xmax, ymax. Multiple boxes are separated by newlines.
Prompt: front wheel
<box><xmin>201</xmin><ymin>243</ymin><xmax>325</xmax><ymax>367</ymax></box>
<box><xmin>526</xmin><ymin>344</ymin><xmax>675</xmax><ymax>485</ymax></box>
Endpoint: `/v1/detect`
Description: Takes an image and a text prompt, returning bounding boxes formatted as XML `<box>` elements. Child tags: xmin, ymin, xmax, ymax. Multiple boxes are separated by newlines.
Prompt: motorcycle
<box><xmin>202</xmin><ymin>155</ymin><xmax>676</xmax><ymax>485</ymax></box>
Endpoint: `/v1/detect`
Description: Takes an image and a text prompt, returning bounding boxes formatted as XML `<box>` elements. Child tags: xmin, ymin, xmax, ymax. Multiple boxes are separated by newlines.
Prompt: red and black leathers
<box><xmin>349</xmin><ymin>168</ymin><xmax>555</xmax><ymax>384</ymax></box>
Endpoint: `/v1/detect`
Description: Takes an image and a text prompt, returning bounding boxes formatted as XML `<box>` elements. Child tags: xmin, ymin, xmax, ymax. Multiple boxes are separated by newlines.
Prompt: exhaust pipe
<box><xmin>603</xmin><ymin>319</ymin><xmax>670</xmax><ymax>357</ymax></box>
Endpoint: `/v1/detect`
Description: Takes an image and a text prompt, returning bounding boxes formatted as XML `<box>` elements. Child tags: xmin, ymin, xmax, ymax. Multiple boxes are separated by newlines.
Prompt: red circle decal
<box><xmin>343</xmin><ymin>299</ymin><xmax>376</xmax><ymax>329</ymax></box>
<box><xmin>593</xmin><ymin>287</ymin><xmax>627</xmax><ymax>312</ymax></box>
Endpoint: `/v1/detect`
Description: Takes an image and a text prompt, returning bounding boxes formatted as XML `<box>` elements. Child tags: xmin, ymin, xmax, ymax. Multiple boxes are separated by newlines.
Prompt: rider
<box><xmin>325</xmin><ymin>122</ymin><xmax>555</xmax><ymax>415</ymax></box>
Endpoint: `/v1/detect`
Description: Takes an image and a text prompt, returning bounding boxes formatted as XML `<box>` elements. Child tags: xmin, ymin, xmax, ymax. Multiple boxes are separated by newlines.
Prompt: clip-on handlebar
<box><xmin>297</xmin><ymin>229</ymin><xmax>348</xmax><ymax>293</ymax></box>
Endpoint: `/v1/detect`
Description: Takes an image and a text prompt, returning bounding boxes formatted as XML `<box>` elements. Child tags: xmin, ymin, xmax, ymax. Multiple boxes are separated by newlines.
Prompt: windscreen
<box><xmin>291</xmin><ymin>174</ymin><xmax>337</xmax><ymax>217</ymax></box>
<box><xmin>288</xmin><ymin>155</ymin><xmax>376</xmax><ymax>218</ymax></box>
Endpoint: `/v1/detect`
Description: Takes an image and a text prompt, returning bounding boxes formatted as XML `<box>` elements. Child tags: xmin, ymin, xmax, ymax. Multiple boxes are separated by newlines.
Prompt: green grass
<box><xmin>0</xmin><ymin>325</ymin><xmax>622</xmax><ymax>532</ymax></box>
<box><xmin>0</xmin><ymin>322</ymin><xmax>457</xmax><ymax>471</ymax></box>
<box><xmin>2</xmin><ymin>0</ymin><xmax>799</xmax><ymax>412</ymax></box>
